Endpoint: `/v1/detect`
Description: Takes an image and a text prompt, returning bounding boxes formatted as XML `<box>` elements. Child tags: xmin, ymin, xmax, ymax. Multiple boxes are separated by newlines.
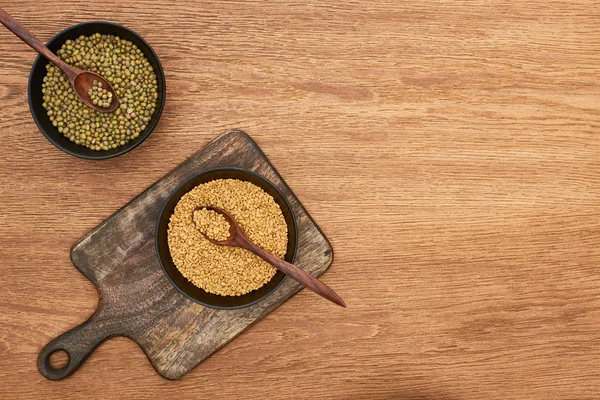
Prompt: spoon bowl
<box><xmin>73</xmin><ymin>72</ymin><xmax>119</xmax><ymax>113</ymax></box>
<box><xmin>193</xmin><ymin>205</ymin><xmax>241</xmax><ymax>246</ymax></box>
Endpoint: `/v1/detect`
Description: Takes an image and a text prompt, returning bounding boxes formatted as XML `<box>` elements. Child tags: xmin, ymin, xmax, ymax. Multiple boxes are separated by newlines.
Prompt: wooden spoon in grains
<box><xmin>0</xmin><ymin>8</ymin><xmax>119</xmax><ymax>112</ymax></box>
<box><xmin>194</xmin><ymin>206</ymin><xmax>346</xmax><ymax>308</ymax></box>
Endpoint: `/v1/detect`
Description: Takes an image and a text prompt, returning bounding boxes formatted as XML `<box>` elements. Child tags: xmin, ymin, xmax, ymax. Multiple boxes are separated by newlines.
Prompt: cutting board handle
<box><xmin>37</xmin><ymin>312</ymin><xmax>114</xmax><ymax>380</ymax></box>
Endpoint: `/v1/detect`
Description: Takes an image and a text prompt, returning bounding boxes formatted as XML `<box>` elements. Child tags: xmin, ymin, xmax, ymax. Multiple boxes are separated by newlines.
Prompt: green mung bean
<box><xmin>41</xmin><ymin>34</ymin><xmax>158</xmax><ymax>151</ymax></box>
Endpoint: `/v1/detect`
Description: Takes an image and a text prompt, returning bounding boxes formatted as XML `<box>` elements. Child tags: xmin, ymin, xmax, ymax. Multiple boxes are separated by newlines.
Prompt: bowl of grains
<box><xmin>156</xmin><ymin>168</ymin><xmax>298</xmax><ymax>309</ymax></box>
<box><xmin>28</xmin><ymin>21</ymin><xmax>166</xmax><ymax>159</ymax></box>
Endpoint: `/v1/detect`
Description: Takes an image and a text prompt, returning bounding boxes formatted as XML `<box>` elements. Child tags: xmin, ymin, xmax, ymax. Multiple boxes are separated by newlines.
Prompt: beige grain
<box><xmin>167</xmin><ymin>179</ymin><xmax>287</xmax><ymax>296</ymax></box>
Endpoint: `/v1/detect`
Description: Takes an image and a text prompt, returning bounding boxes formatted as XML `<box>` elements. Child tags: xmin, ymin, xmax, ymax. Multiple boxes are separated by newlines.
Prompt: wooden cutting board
<box><xmin>37</xmin><ymin>130</ymin><xmax>334</xmax><ymax>380</ymax></box>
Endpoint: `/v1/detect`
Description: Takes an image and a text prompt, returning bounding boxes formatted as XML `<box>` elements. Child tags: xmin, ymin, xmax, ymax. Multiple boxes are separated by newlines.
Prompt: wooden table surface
<box><xmin>1</xmin><ymin>1</ymin><xmax>598</xmax><ymax>399</ymax></box>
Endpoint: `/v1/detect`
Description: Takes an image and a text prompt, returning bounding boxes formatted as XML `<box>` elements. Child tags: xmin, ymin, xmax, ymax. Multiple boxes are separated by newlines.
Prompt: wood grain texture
<box><xmin>37</xmin><ymin>130</ymin><xmax>333</xmax><ymax>380</ymax></box>
<box><xmin>0</xmin><ymin>0</ymin><xmax>598</xmax><ymax>398</ymax></box>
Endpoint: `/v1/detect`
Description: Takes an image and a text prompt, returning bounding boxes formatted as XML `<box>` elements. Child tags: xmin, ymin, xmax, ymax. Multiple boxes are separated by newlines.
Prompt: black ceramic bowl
<box><xmin>28</xmin><ymin>22</ymin><xmax>166</xmax><ymax>159</ymax></box>
<box><xmin>156</xmin><ymin>168</ymin><xmax>298</xmax><ymax>309</ymax></box>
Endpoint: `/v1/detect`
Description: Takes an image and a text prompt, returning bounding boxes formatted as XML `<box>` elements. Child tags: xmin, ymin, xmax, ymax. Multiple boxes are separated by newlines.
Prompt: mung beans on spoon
<box><xmin>194</xmin><ymin>206</ymin><xmax>346</xmax><ymax>308</ymax></box>
<box><xmin>0</xmin><ymin>8</ymin><xmax>119</xmax><ymax>112</ymax></box>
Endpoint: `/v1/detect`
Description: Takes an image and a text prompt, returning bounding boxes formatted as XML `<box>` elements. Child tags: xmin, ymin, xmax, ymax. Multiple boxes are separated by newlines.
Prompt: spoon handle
<box><xmin>0</xmin><ymin>8</ymin><xmax>76</xmax><ymax>79</ymax></box>
<box><xmin>237</xmin><ymin>236</ymin><xmax>346</xmax><ymax>308</ymax></box>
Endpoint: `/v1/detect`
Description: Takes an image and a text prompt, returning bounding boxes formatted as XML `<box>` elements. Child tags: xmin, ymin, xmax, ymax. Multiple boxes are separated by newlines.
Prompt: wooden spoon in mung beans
<box><xmin>0</xmin><ymin>8</ymin><xmax>119</xmax><ymax>112</ymax></box>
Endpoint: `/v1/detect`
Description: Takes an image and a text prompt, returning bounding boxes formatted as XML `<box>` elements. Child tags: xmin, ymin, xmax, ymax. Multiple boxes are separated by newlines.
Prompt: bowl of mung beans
<box><xmin>156</xmin><ymin>168</ymin><xmax>298</xmax><ymax>309</ymax></box>
<box><xmin>28</xmin><ymin>21</ymin><xmax>166</xmax><ymax>159</ymax></box>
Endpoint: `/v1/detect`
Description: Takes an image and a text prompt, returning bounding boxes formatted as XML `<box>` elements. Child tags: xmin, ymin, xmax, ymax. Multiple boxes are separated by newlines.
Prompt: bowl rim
<box><xmin>27</xmin><ymin>21</ymin><xmax>166</xmax><ymax>160</ymax></box>
<box><xmin>155</xmin><ymin>167</ymin><xmax>299</xmax><ymax>310</ymax></box>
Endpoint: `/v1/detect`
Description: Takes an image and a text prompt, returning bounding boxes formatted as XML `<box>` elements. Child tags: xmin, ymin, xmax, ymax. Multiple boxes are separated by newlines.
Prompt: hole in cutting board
<box><xmin>48</xmin><ymin>350</ymin><xmax>69</xmax><ymax>370</ymax></box>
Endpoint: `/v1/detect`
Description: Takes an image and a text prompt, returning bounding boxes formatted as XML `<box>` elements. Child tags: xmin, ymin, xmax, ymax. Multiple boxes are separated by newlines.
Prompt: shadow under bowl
<box><xmin>156</xmin><ymin>168</ymin><xmax>298</xmax><ymax>310</ymax></box>
<box><xmin>28</xmin><ymin>21</ymin><xmax>166</xmax><ymax>160</ymax></box>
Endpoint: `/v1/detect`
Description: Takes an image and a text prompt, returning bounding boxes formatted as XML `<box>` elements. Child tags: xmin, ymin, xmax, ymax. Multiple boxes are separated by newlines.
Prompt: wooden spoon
<box><xmin>0</xmin><ymin>8</ymin><xmax>119</xmax><ymax>112</ymax></box>
<box><xmin>194</xmin><ymin>206</ymin><xmax>346</xmax><ymax>308</ymax></box>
